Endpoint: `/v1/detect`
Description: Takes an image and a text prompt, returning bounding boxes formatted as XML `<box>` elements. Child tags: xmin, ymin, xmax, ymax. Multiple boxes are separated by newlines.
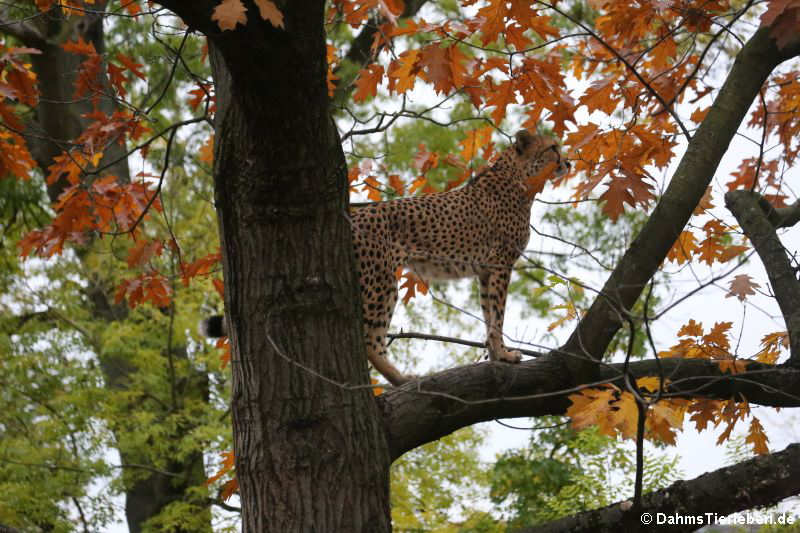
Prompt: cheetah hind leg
<box><xmin>479</xmin><ymin>268</ymin><xmax>522</xmax><ymax>364</ymax></box>
<box><xmin>362</xmin><ymin>272</ymin><xmax>416</xmax><ymax>386</ymax></box>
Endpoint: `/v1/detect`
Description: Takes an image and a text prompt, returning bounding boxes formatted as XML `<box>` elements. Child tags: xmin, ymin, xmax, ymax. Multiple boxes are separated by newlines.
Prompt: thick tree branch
<box><xmin>726</xmin><ymin>190</ymin><xmax>800</xmax><ymax>366</ymax></box>
<box><xmin>559</xmin><ymin>28</ymin><xmax>800</xmax><ymax>384</ymax></box>
<box><xmin>516</xmin><ymin>443</ymin><xmax>800</xmax><ymax>533</ymax></box>
<box><xmin>773</xmin><ymin>199</ymin><xmax>800</xmax><ymax>229</ymax></box>
<box><xmin>0</xmin><ymin>11</ymin><xmax>46</xmax><ymax>47</ymax></box>
<box><xmin>379</xmin><ymin>355</ymin><xmax>800</xmax><ymax>460</ymax></box>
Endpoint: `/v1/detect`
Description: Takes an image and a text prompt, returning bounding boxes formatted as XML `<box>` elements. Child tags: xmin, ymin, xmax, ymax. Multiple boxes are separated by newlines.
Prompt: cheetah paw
<box><xmin>494</xmin><ymin>348</ymin><xmax>522</xmax><ymax>364</ymax></box>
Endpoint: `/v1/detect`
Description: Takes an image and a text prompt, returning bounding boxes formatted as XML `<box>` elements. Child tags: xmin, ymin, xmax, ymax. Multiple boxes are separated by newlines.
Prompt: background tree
<box><xmin>2</xmin><ymin>0</ymin><xmax>800</xmax><ymax>532</ymax></box>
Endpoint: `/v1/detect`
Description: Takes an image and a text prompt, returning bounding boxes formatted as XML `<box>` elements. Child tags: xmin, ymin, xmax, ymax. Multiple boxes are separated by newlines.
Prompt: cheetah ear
<box><xmin>514</xmin><ymin>130</ymin><xmax>535</xmax><ymax>154</ymax></box>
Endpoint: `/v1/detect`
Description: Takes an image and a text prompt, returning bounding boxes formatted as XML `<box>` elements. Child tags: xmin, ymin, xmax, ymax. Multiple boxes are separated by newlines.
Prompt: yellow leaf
<box><xmin>547</xmin><ymin>302</ymin><xmax>577</xmax><ymax>331</ymax></box>
<box><xmin>703</xmin><ymin>321</ymin><xmax>732</xmax><ymax>351</ymax></box>
<box><xmin>567</xmin><ymin>386</ymin><xmax>619</xmax><ymax>438</ymax></box>
<box><xmin>459</xmin><ymin>126</ymin><xmax>494</xmax><ymax>163</ymax></box>
<box><xmin>609</xmin><ymin>392</ymin><xmax>639</xmax><ymax>439</ymax></box>
<box><xmin>387</xmin><ymin>49</ymin><xmax>421</xmax><ymax>94</ymax></box>
<box><xmin>667</xmin><ymin>230</ymin><xmax>699</xmax><ymax>264</ymax></box>
<box><xmin>746</xmin><ymin>417</ymin><xmax>769</xmax><ymax>455</ymax></box>
<box><xmin>677</xmin><ymin>319</ymin><xmax>703</xmax><ymax>338</ymax></box>
<box><xmin>636</xmin><ymin>376</ymin><xmax>665</xmax><ymax>394</ymax></box>
<box><xmin>650</xmin><ymin>400</ymin><xmax>685</xmax><ymax>430</ymax></box>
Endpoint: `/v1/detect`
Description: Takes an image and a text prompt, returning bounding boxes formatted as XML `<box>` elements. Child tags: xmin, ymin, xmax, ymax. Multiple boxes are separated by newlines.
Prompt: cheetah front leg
<box><xmin>479</xmin><ymin>267</ymin><xmax>522</xmax><ymax>363</ymax></box>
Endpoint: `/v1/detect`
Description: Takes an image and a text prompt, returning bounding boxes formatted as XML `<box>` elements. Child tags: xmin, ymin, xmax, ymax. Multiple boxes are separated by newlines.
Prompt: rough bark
<box><xmin>4</xmin><ymin>5</ymin><xmax>211</xmax><ymax>532</ymax></box>
<box><xmin>201</xmin><ymin>3</ymin><xmax>392</xmax><ymax>531</ymax></box>
<box><xmin>560</xmin><ymin>28</ymin><xmax>800</xmax><ymax>383</ymax></box>
<box><xmin>516</xmin><ymin>443</ymin><xmax>800</xmax><ymax>533</ymax></box>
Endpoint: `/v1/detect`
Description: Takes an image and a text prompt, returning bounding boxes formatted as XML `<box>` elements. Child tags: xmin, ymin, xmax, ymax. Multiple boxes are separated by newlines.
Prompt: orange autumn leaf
<box><xmin>220</xmin><ymin>478</ymin><xmax>239</xmax><ymax>501</ymax></box>
<box><xmin>254</xmin><ymin>0</ymin><xmax>285</xmax><ymax>28</ymax></box>
<box><xmin>126</xmin><ymin>239</ymin><xmax>163</xmax><ymax>268</ymax></box>
<box><xmin>412</xmin><ymin>143</ymin><xmax>439</xmax><ymax>174</ymax></box>
<box><xmin>667</xmin><ymin>231</ymin><xmax>699</xmax><ymax>264</ymax></box>
<box><xmin>46</xmin><ymin>151</ymin><xmax>103</xmax><ymax>185</ymax></box>
<box><xmin>362</xmin><ymin>176</ymin><xmax>383</xmax><ymax>202</ymax></box>
<box><xmin>181</xmin><ymin>252</ymin><xmax>222</xmax><ymax>286</ymax></box>
<box><xmin>353</xmin><ymin>64</ymin><xmax>384</xmax><ymax>102</ymax></box>
<box><xmin>459</xmin><ymin>126</ymin><xmax>493</xmax><ymax>163</ymax></box>
<box><xmin>199</xmin><ymin>134</ymin><xmax>214</xmax><ymax>164</ymax></box>
<box><xmin>119</xmin><ymin>0</ymin><xmax>142</xmax><ymax>15</ymax></box>
<box><xmin>212</xmin><ymin>0</ymin><xmax>248</xmax><ymax>31</ymax></box>
<box><xmin>746</xmin><ymin>416</ymin><xmax>770</xmax><ymax>455</ymax></box>
<box><xmin>688</xmin><ymin>399</ymin><xmax>720</xmax><ymax>432</ymax></box>
<box><xmin>205</xmin><ymin>451</ymin><xmax>235</xmax><ymax>486</ymax></box>
<box><xmin>407</xmin><ymin>175</ymin><xmax>427</xmax><ymax>195</ymax></box>
<box><xmin>725</xmin><ymin>274</ymin><xmax>761</xmax><ymax>302</ymax></box>
<box><xmin>387</xmin><ymin>49</ymin><xmax>422</xmax><ymax>93</ymax></box>
<box><xmin>397</xmin><ymin>269</ymin><xmax>428</xmax><ymax>304</ymax></box>
<box><xmin>116</xmin><ymin>52</ymin><xmax>146</xmax><ymax>80</ymax></box>
<box><xmin>206</xmin><ymin>450</ymin><xmax>238</xmax><ymax>498</ymax></box>
<box><xmin>566</xmin><ymin>386</ymin><xmax>619</xmax><ymax>438</ymax></box>
<box><xmin>388</xmin><ymin>174</ymin><xmax>405</xmax><ymax>195</ymax></box>
<box><xmin>212</xmin><ymin>277</ymin><xmax>225</xmax><ymax>299</ymax></box>
<box><xmin>61</xmin><ymin>37</ymin><xmax>96</xmax><ymax>56</ymax></box>
<box><xmin>115</xmin><ymin>271</ymin><xmax>171</xmax><ymax>309</ymax></box>
<box><xmin>608</xmin><ymin>392</ymin><xmax>639</xmax><ymax>439</ymax></box>
<box><xmin>598</xmin><ymin>171</ymin><xmax>655</xmax><ymax>221</ymax></box>
<box><xmin>578</xmin><ymin>77</ymin><xmax>617</xmax><ymax>114</ymax></box>
<box><xmin>485</xmin><ymin>79</ymin><xmax>516</xmax><ymax>125</ymax></box>
<box><xmin>677</xmin><ymin>318</ymin><xmax>704</xmax><ymax>338</ymax></box>
<box><xmin>690</xmin><ymin>106</ymin><xmax>710</xmax><ymax>124</ymax></box>
<box><xmin>476</xmin><ymin>0</ymin><xmax>508</xmax><ymax>45</ymax></box>
<box><xmin>702</xmin><ymin>321</ymin><xmax>733</xmax><ymax>351</ymax></box>
<box><xmin>647</xmin><ymin>400</ymin><xmax>686</xmax><ymax>445</ymax></box>
<box><xmin>216</xmin><ymin>337</ymin><xmax>231</xmax><ymax>369</ymax></box>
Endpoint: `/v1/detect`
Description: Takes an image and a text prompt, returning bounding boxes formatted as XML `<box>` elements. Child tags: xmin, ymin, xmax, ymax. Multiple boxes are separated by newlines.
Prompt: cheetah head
<box><xmin>512</xmin><ymin>129</ymin><xmax>570</xmax><ymax>180</ymax></box>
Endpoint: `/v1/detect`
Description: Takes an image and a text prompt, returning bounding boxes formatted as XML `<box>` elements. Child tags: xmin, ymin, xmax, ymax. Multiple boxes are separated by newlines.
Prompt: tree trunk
<box><xmin>206</xmin><ymin>3</ymin><xmax>392</xmax><ymax>530</ymax></box>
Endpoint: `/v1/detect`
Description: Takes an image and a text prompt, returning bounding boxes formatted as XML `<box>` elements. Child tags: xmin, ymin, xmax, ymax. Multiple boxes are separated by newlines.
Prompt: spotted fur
<box><xmin>353</xmin><ymin>130</ymin><xmax>569</xmax><ymax>385</ymax></box>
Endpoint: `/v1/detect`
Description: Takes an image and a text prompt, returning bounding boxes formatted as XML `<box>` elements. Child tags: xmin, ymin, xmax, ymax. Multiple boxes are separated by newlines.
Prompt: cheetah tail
<box><xmin>199</xmin><ymin>314</ymin><xmax>227</xmax><ymax>337</ymax></box>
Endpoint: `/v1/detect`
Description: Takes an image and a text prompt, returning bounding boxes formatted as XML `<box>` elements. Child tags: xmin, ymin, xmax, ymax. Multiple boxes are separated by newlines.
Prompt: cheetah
<box><xmin>201</xmin><ymin>130</ymin><xmax>569</xmax><ymax>386</ymax></box>
<box><xmin>352</xmin><ymin>130</ymin><xmax>569</xmax><ymax>385</ymax></box>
